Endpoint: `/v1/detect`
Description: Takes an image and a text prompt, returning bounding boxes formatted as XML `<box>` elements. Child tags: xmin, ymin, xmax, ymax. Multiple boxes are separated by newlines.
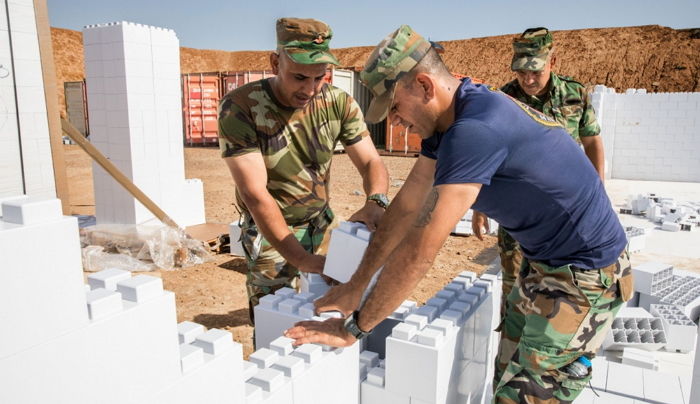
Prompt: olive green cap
<box><xmin>276</xmin><ymin>17</ymin><xmax>339</xmax><ymax>65</ymax></box>
<box><xmin>511</xmin><ymin>27</ymin><xmax>553</xmax><ymax>71</ymax></box>
<box><xmin>360</xmin><ymin>25</ymin><xmax>433</xmax><ymax>124</ymax></box>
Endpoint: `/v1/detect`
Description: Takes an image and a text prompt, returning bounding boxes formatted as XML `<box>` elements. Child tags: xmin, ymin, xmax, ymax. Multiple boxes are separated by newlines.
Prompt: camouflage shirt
<box><xmin>218</xmin><ymin>79</ymin><xmax>369</xmax><ymax>224</ymax></box>
<box><xmin>501</xmin><ymin>73</ymin><xmax>600</xmax><ymax>143</ymax></box>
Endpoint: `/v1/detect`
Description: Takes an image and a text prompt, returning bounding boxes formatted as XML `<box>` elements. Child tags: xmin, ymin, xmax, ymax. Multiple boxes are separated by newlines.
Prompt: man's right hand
<box><xmin>471</xmin><ymin>210</ymin><xmax>489</xmax><ymax>241</ymax></box>
<box><xmin>314</xmin><ymin>281</ymin><xmax>363</xmax><ymax>317</ymax></box>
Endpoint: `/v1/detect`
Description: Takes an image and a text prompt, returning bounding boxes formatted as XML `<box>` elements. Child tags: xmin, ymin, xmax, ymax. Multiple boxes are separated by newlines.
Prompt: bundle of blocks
<box><xmin>0</xmin><ymin>196</ymin><xmax>500</xmax><ymax>404</ymax></box>
<box><xmin>620</xmin><ymin>193</ymin><xmax>700</xmax><ymax>232</ymax></box>
<box><xmin>600</xmin><ymin>261</ymin><xmax>699</xmax><ymax>362</ymax></box>
<box><xmin>451</xmin><ymin>210</ymin><xmax>498</xmax><ymax>237</ymax></box>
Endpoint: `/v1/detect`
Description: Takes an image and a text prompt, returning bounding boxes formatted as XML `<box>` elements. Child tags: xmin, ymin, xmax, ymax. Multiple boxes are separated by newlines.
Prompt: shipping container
<box><xmin>221</xmin><ymin>70</ymin><xmax>275</xmax><ymax>96</ymax></box>
<box><xmin>65</xmin><ymin>80</ymin><xmax>89</xmax><ymax>137</ymax></box>
<box><xmin>346</xmin><ymin>69</ymin><xmax>386</xmax><ymax>149</ymax></box>
<box><xmin>182</xmin><ymin>73</ymin><xmax>221</xmax><ymax>145</ymax></box>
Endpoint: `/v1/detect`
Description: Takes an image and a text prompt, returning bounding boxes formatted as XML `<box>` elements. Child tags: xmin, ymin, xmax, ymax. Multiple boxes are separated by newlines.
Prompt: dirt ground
<box><xmin>64</xmin><ymin>145</ymin><xmax>497</xmax><ymax>357</ymax></box>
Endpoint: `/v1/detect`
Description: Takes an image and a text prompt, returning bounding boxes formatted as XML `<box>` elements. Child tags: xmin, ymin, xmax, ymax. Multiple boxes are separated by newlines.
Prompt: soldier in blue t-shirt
<box><xmin>286</xmin><ymin>26</ymin><xmax>633</xmax><ymax>403</ymax></box>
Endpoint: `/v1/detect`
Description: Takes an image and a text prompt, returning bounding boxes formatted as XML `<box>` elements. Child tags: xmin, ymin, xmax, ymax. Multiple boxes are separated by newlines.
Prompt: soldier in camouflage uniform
<box><xmin>285</xmin><ymin>25</ymin><xmax>633</xmax><ymax>404</ymax></box>
<box><xmin>218</xmin><ymin>18</ymin><xmax>389</xmax><ymax>323</ymax></box>
<box><xmin>474</xmin><ymin>27</ymin><xmax>607</xmax><ymax>323</ymax></box>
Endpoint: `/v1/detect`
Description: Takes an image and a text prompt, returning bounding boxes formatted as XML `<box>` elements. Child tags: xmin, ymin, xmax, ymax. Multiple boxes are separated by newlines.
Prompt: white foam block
<box><xmin>0</xmin><ymin>291</ymin><xmax>181</xmax><ymax>403</ymax></box>
<box><xmin>87</xmin><ymin>268</ymin><xmax>132</xmax><ymax>291</ymax></box>
<box><xmin>323</xmin><ymin>224</ymin><xmax>370</xmax><ymax>283</ymax></box>
<box><xmin>153</xmin><ymin>343</ymin><xmax>244</xmax><ymax>404</ymax></box>
<box><xmin>1</xmin><ymin>197</ymin><xmax>62</xmax><ymax>225</ymax></box>
<box><xmin>0</xmin><ymin>216</ymin><xmax>88</xmax><ymax>359</ymax></box>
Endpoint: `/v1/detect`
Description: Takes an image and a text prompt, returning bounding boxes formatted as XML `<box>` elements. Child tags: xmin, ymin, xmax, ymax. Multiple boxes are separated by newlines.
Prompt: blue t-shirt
<box><xmin>422</xmin><ymin>79</ymin><xmax>626</xmax><ymax>269</ymax></box>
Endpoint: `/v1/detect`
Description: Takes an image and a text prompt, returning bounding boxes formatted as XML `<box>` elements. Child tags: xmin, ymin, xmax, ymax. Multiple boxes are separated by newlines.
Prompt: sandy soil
<box><xmin>65</xmin><ymin>145</ymin><xmax>497</xmax><ymax>357</ymax></box>
<box><xmin>51</xmin><ymin>25</ymin><xmax>700</xmax><ymax>118</ymax></box>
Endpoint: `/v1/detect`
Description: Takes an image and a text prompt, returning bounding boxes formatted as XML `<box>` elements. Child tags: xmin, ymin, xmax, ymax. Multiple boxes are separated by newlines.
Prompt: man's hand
<box><xmin>348</xmin><ymin>202</ymin><xmax>384</xmax><ymax>231</ymax></box>
<box><xmin>285</xmin><ymin>318</ymin><xmax>356</xmax><ymax>347</ymax></box>
<box><xmin>471</xmin><ymin>211</ymin><xmax>489</xmax><ymax>240</ymax></box>
<box><xmin>296</xmin><ymin>253</ymin><xmax>326</xmax><ymax>274</ymax></box>
<box><xmin>314</xmin><ymin>281</ymin><xmax>363</xmax><ymax>317</ymax></box>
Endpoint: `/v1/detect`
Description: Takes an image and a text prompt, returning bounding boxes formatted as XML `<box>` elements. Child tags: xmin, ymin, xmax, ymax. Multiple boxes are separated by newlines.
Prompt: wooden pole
<box><xmin>60</xmin><ymin>118</ymin><xmax>181</xmax><ymax>230</ymax></box>
<box><xmin>33</xmin><ymin>0</ymin><xmax>70</xmax><ymax>214</ymax></box>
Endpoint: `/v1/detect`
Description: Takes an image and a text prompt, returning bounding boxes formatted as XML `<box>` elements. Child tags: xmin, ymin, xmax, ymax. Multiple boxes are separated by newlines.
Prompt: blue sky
<box><xmin>48</xmin><ymin>0</ymin><xmax>700</xmax><ymax>51</ymax></box>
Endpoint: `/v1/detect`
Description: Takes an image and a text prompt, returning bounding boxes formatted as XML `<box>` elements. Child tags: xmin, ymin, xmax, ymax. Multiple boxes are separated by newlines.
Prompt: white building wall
<box><xmin>0</xmin><ymin>0</ymin><xmax>56</xmax><ymax>199</ymax></box>
<box><xmin>592</xmin><ymin>86</ymin><xmax>700</xmax><ymax>182</ymax></box>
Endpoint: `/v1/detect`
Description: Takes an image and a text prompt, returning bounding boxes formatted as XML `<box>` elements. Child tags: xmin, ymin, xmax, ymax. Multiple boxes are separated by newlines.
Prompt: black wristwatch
<box><xmin>344</xmin><ymin>311</ymin><xmax>371</xmax><ymax>340</ymax></box>
<box><xmin>367</xmin><ymin>193</ymin><xmax>390</xmax><ymax>209</ymax></box>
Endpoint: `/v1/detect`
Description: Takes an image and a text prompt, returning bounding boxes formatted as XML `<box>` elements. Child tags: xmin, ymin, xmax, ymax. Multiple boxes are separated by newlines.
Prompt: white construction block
<box><xmin>1</xmin><ymin>197</ymin><xmax>62</xmax><ymax>225</ymax></box>
<box><xmin>192</xmin><ymin>328</ymin><xmax>235</xmax><ymax>356</ymax></box>
<box><xmin>391</xmin><ymin>323</ymin><xmax>418</xmax><ymax>341</ymax></box>
<box><xmin>299</xmin><ymin>272</ymin><xmax>331</xmax><ymax>295</ymax></box>
<box><xmin>254</xmin><ymin>298</ymin><xmax>310</xmax><ymax>350</ymax></box>
<box><xmin>0</xmin><ymin>290</ymin><xmax>181</xmax><ymax>403</ymax></box>
<box><xmin>85</xmin><ymin>288</ymin><xmax>123</xmax><ymax>320</ymax></box>
<box><xmin>384</xmin><ymin>325</ymin><xmax>458</xmax><ymax>403</ymax></box>
<box><xmin>87</xmin><ymin>268</ymin><xmax>132</xmax><ymax>291</ymax></box>
<box><xmin>271</xmin><ymin>355</ymin><xmax>305</xmax><ymax>378</ymax></box>
<box><xmin>323</xmin><ymin>222</ymin><xmax>370</xmax><ymax>283</ymax></box>
<box><xmin>116</xmin><ymin>274</ymin><xmax>164</xmax><ymax>302</ymax></box>
<box><xmin>361</xmin><ymin>377</ymin><xmax>411</xmax><ymax>404</ymax></box>
<box><xmin>153</xmin><ymin>341</ymin><xmax>244</xmax><ymax>404</ymax></box>
<box><xmin>604</xmin><ymin>316</ymin><xmax>667</xmax><ymax>351</ymax></box>
<box><xmin>177</xmin><ymin>321</ymin><xmax>205</xmax><ymax>344</ymax></box>
<box><xmin>269</xmin><ymin>336</ymin><xmax>295</xmax><ymax>356</ymax></box>
<box><xmin>250</xmin><ymin>348</ymin><xmax>280</xmax><ymax>369</ymax></box>
<box><xmin>229</xmin><ymin>221</ymin><xmax>245</xmax><ymax>256</ymax></box>
<box><xmin>178</xmin><ymin>343</ymin><xmax>204</xmax><ymax>373</ymax></box>
<box><xmin>650</xmin><ymin>304</ymin><xmax>697</xmax><ymax>353</ymax></box>
<box><xmin>0</xmin><ymin>215</ymin><xmax>88</xmax><ymax>359</ymax></box>
<box><xmin>359</xmin><ymin>350</ymin><xmax>380</xmax><ymax>369</ymax></box>
<box><xmin>632</xmin><ymin>262</ymin><xmax>673</xmax><ymax>295</ymax></box>
<box><xmin>621</xmin><ymin>347</ymin><xmax>658</xmax><ymax>370</ymax></box>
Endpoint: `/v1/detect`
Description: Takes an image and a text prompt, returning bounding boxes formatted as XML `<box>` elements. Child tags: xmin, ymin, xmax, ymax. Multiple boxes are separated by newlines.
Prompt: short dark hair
<box><xmin>400</xmin><ymin>48</ymin><xmax>451</xmax><ymax>88</ymax></box>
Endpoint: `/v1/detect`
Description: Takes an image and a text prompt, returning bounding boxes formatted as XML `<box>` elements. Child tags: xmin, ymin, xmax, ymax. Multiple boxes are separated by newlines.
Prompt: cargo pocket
<box><xmin>556</xmin><ymin>370</ymin><xmax>592</xmax><ymax>402</ymax></box>
<box><xmin>617</xmin><ymin>271</ymin><xmax>634</xmax><ymax>302</ymax></box>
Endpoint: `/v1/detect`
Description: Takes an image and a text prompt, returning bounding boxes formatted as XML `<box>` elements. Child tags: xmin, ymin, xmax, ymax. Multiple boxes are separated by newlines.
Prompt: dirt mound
<box><xmin>51</xmin><ymin>25</ymin><xmax>699</xmax><ymax>117</ymax></box>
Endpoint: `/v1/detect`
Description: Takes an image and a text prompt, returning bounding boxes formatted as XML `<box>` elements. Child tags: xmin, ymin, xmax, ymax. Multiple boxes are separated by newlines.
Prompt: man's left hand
<box><xmin>285</xmin><ymin>318</ymin><xmax>356</xmax><ymax>347</ymax></box>
<box><xmin>348</xmin><ymin>202</ymin><xmax>384</xmax><ymax>231</ymax></box>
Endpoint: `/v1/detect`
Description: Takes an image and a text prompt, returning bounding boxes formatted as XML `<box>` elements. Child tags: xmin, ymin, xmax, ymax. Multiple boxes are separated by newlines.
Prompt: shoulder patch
<box><xmin>505</xmin><ymin>93</ymin><xmax>561</xmax><ymax>128</ymax></box>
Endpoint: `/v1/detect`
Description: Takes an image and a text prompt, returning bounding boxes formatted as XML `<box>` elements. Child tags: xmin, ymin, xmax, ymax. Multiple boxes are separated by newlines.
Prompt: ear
<box><xmin>270</xmin><ymin>52</ymin><xmax>280</xmax><ymax>75</ymax></box>
<box><xmin>549</xmin><ymin>54</ymin><xmax>557</xmax><ymax>69</ymax></box>
<box><xmin>415</xmin><ymin>73</ymin><xmax>435</xmax><ymax>102</ymax></box>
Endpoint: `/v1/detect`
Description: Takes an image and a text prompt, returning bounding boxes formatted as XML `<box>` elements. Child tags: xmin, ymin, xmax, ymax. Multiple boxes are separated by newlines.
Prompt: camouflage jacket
<box><xmin>501</xmin><ymin>73</ymin><xmax>600</xmax><ymax>143</ymax></box>
<box><xmin>218</xmin><ymin>79</ymin><xmax>369</xmax><ymax>225</ymax></box>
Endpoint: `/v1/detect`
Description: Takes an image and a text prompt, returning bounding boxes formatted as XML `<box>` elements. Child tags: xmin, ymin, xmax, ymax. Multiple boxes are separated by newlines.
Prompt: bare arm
<box><xmin>287</xmin><ymin>182</ymin><xmax>482</xmax><ymax>346</ymax></box>
<box><xmin>344</xmin><ymin>136</ymin><xmax>390</xmax><ymax>230</ymax></box>
<box><xmin>580</xmin><ymin>135</ymin><xmax>605</xmax><ymax>182</ymax></box>
<box><xmin>314</xmin><ymin>156</ymin><xmax>436</xmax><ymax>314</ymax></box>
<box><xmin>224</xmin><ymin>153</ymin><xmax>324</xmax><ymax>273</ymax></box>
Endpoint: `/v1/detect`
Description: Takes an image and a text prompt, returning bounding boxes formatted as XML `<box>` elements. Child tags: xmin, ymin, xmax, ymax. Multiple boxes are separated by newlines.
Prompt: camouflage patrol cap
<box><xmin>511</xmin><ymin>27</ymin><xmax>553</xmax><ymax>71</ymax></box>
<box><xmin>276</xmin><ymin>18</ymin><xmax>339</xmax><ymax>65</ymax></box>
<box><xmin>360</xmin><ymin>25</ymin><xmax>433</xmax><ymax>124</ymax></box>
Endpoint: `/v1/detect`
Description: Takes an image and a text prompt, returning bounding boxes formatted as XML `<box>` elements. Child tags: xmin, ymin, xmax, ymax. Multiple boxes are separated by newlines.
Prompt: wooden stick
<box><xmin>60</xmin><ymin>118</ymin><xmax>181</xmax><ymax>230</ymax></box>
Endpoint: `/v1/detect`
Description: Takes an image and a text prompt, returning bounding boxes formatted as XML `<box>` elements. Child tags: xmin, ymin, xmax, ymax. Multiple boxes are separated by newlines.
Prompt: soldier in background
<box><xmin>474</xmin><ymin>27</ymin><xmax>606</xmax><ymax>323</ymax></box>
<box><xmin>218</xmin><ymin>17</ymin><xmax>389</xmax><ymax>324</ymax></box>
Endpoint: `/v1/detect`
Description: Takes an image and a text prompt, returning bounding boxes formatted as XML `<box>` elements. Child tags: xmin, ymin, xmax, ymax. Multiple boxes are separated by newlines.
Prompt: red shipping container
<box><xmin>182</xmin><ymin>73</ymin><xmax>222</xmax><ymax>145</ymax></box>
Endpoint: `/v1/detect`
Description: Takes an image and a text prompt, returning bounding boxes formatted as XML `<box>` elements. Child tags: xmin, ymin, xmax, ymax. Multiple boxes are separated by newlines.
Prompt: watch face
<box><xmin>368</xmin><ymin>194</ymin><xmax>389</xmax><ymax>209</ymax></box>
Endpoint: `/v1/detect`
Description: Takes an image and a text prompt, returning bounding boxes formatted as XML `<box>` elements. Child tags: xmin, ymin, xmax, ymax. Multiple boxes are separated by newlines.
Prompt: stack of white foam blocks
<box><xmin>452</xmin><ymin>210</ymin><xmax>498</xmax><ymax>236</ymax></box>
<box><xmin>0</xmin><ymin>196</ymin><xmax>244</xmax><ymax>403</ymax></box>
<box><xmin>621</xmin><ymin>193</ymin><xmax>700</xmax><ymax>232</ymax></box>
<box><xmin>252</xmin><ymin>221</ymin><xmax>501</xmax><ymax>403</ymax></box>
<box><xmin>633</xmin><ymin>262</ymin><xmax>700</xmax><ymax>322</ymax></box>
<box><xmin>82</xmin><ymin>22</ymin><xmax>205</xmax><ymax>227</ymax></box>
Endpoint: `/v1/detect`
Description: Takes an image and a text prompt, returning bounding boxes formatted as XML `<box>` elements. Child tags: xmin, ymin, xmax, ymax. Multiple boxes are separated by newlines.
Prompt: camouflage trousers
<box><xmin>493</xmin><ymin>251</ymin><xmax>633</xmax><ymax>403</ymax></box>
<box><xmin>497</xmin><ymin>226</ymin><xmax>522</xmax><ymax>321</ymax></box>
<box><xmin>240</xmin><ymin>208</ymin><xmax>337</xmax><ymax>324</ymax></box>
